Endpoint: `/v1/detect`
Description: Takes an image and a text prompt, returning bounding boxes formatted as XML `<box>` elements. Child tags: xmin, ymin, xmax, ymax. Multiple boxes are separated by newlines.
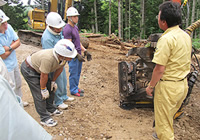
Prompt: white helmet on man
<box><xmin>66</xmin><ymin>7</ymin><xmax>80</xmax><ymax>17</ymax></box>
<box><xmin>54</xmin><ymin>39</ymin><xmax>77</xmax><ymax>58</ymax></box>
<box><xmin>0</xmin><ymin>9</ymin><xmax>9</xmax><ymax>24</ymax></box>
<box><xmin>46</xmin><ymin>12</ymin><xmax>65</xmax><ymax>28</ymax></box>
<box><xmin>0</xmin><ymin>0</ymin><xmax>7</xmax><ymax>6</ymax></box>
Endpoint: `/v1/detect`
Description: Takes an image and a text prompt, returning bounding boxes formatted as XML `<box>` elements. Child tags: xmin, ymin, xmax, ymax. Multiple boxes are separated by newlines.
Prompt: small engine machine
<box><xmin>118</xmin><ymin>33</ymin><xmax>198</xmax><ymax>110</ymax></box>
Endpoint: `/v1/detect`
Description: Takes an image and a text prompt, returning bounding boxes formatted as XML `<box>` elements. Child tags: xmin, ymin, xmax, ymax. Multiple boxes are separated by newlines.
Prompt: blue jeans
<box><xmin>68</xmin><ymin>58</ymin><xmax>82</xmax><ymax>94</ymax></box>
<box><xmin>54</xmin><ymin>67</ymin><xmax>68</xmax><ymax>106</ymax></box>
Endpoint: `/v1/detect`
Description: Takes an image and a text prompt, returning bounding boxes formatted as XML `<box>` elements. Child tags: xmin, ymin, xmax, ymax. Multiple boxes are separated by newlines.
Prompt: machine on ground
<box><xmin>118</xmin><ymin>17</ymin><xmax>200</xmax><ymax>113</ymax></box>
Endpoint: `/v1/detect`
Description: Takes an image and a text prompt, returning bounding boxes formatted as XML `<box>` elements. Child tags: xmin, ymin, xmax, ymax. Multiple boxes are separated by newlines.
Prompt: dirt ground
<box><xmin>16</xmin><ymin>39</ymin><xmax>200</xmax><ymax>140</ymax></box>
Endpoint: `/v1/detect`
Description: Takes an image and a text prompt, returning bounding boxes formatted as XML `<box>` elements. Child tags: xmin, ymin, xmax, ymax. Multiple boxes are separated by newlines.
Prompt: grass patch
<box><xmin>192</xmin><ymin>38</ymin><xmax>200</xmax><ymax>50</ymax></box>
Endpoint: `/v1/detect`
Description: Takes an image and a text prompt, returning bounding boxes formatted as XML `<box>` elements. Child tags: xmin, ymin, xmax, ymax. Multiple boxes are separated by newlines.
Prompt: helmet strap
<box><xmin>69</xmin><ymin>17</ymin><xmax>77</xmax><ymax>26</ymax></box>
<box><xmin>47</xmin><ymin>26</ymin><xmax>61</xmax><ymax>35</ymax></box>
<box><xmin>53</xmin><ymin>50</ymin><xmax>66</xmax><ymax>65</ymax></box>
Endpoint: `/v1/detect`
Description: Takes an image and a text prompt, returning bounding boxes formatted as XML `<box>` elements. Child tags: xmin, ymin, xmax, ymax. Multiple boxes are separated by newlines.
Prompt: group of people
<box><xmin>21</xmin><ymin>6</ymin><xmax>92</xmax><ymax>127</ymax></box>
<box><xmin>0</xmin><ymin>0</ymin><xmax>193</xmax><ymax>140</ymax></box>
<box><xmin>0</xmin><ymin>1</ymin><xmax>92</xmax><ymax>128</ymax></box>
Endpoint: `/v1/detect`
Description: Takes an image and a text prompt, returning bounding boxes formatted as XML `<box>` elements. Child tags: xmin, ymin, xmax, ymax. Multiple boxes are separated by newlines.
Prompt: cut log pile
<box><xmin>80</xmin><ymin>33</ymin><xmax>150</xmax><ymax>50</ymax></box>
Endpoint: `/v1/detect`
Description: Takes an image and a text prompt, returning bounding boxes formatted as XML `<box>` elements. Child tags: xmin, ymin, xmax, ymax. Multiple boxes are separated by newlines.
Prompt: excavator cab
<box><xmin>28</xmin><ymin>8</ymin><xmax>46</xmax><ymax>30</ymax></box>
<box><xmin>28</xmin><ymin>0</ymin><xmax>74</xmax><ymax>31</ymax></box>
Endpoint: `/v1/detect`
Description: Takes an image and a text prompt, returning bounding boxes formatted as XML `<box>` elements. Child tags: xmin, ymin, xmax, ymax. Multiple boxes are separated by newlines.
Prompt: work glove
<box><xmin>76</xmin><ymin>53</ymin><xmax>85</xmax><ymax>62</ymax></box>
<box><xmin>41</xmin><ymin>88</ymin><xmax>50</xmax><ymax>100</ymax></box>
<box><xmin>51</xmin><ymin>81</ymin><xmax>58</xmax><ymax>92</ymax></box>
<box><xmin>84</xmin><ymin>50</ymin><xmax>92</xmax><ymax>61</ymax></box>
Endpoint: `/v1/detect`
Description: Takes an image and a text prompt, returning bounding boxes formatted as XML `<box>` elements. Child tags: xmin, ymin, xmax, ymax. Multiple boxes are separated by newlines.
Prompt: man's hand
<box><xmin>146</xmin><ymin>86</ymin><xmax>153</xmax><ymax>97</ymax></box>
<box><xmin>51</xmin><ymin>81</ymin><xmax>58</xmax><ymax>92</ymax></box>
<box><xmin>84</xmin><ymin>50</ymin><xmax>92</xmax><ymax>61</ymax></box>
<box><xmin>3</xmin><ymin>46</ymin><xmax>10</xmax><ymax>51</ymax></box>
<box><xmin>41</xmin><ymin>88</ymin><xmax>50</xmax><ymax>100</ymax></box>
<box><xmin>76</xmin><ymin>54</ymin><xmax>85</xmax><ymax>62</ymax></box>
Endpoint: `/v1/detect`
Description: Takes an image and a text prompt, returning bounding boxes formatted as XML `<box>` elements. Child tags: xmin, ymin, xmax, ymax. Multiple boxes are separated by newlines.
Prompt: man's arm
<box><xmin>52</xmin><ymin>67</ymin><xmax>63</xmax><ymax>81</ymax></box>
<box><xmin>80</xmin><ymin>43</ymin><xmax>86</xmax><ymax>52</ymax></box>
<box><xmin>66</xmin><ymin>38</ymin><xmax>86</xmax><ymax>52</ymax></box>
<box><xmin>146</xmin><ymin>64</ymin><xmax>165</xmax><ymax>96</ymax></box>
<box><xmin>40</xmin><ymin>73</ymin><xmax>49</xmax><ymax>89</ymax></box>
<box><xmin>0</xmin><ymin>39</ymin><xmax>21</xmax><ymax>59</ymax></box>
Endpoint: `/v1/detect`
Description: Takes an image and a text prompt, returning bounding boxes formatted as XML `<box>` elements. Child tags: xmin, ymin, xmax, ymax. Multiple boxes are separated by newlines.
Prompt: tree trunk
<box><xmin>195</xmin><ymin>2</ymin><xmax>199</xmax><ymax>38</ymax></box>
<box><xmin>28</xmin><ymin>0</ymin><xmax>31</xmax><ymax>5</ymax></box>
<box><xmin>129</xmin><ymin>0</ymin><xmax>131</xmax><ymax>41</ymax></box>
<box><xmin>191</xmin><ymin>0</ymin><xmax>196</xmax><ymax>38</ymax></box>
<box><xmin>91</xmin><ymin>8</ymin><xmax>95</xmax><ymax>33</ymax></box>
<box><xmin>186</xmin><ymin>2</ymin><xmax>190</xmax><ymax>28</ymax></box>
<box><xmin>94</xmin><ymin>0</ymin><xmax>98</xmax><ymax>33</ymax></box>
<box><xmin>41</xmin><ymin>0</ymin><xmax>44</xmax><ymax>10</ymax></box>
<box><xmin>109</xmin><ymin>0</ymin><xmax>111</xmax><ymax>35</ymax></box>
<box><xmin>125</xmin><ymin>0</ymin><xmax>128</xmax><ymax>41</ymax></box>
<box><xmin>140</xmin><ymin>0</ymin><xmax>145</xmax><ymax>39</ymax></box>
<box><xmin>118</xmin><ymin>0</ymin><xmax>121</xmax><ymax>39</ymax></box>
<box><xmin>121</xmin><ymin>0</ymin><xmax>123</xmax><ymax>39</ymax></box>
<box><xmin>198</xmin><ymin>0</ymin><xmax>200</xmax><ymax>38</ymax></box>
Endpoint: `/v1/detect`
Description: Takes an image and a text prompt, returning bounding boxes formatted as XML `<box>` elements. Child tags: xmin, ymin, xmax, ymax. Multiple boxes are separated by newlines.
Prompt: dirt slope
<box><xmin>16</xmin><ymin>40</ymin><xmax>200</xmax><ymax>140</ymax></box>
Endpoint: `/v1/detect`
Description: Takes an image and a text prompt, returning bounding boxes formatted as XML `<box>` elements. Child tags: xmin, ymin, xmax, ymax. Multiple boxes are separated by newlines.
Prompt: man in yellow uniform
<box><xmin>146</xmin><ymin>1</ymin><xmax>192</xmax><ymax>140</ymax></box>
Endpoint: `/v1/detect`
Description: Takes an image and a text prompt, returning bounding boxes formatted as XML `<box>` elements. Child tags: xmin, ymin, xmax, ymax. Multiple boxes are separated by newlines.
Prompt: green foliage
<box><xmin>100</xmin><ymin>0</ymin><xmax>118</xmax><ymax>35</ymax></box>
<box><xmin>1</xmin><ymin>2</ymin><xmax>27</xmax><ymax>30</ymax></box>
<box><xmin>129</xmin><ymin>1</ymin><xmax>141</xmax><ymax>39</ymax></box>
<box><xmin>192</xmin><ymin>39</ymin><xmax>200</xmax><ymax>49</ymax></box>
<box><xmin>144</xmin><ymin>0</ymin><xmax>163</xmax><ymax>37</ymax></box>
<box><xmin>80</xmin><ymin>29</ymin><xmax>93</xmax><ymax>33</ymax></box>
<box><xmin>1</xmin><ymin>0</ymin><xmax>199</xmax><ymax>41</ymax></box>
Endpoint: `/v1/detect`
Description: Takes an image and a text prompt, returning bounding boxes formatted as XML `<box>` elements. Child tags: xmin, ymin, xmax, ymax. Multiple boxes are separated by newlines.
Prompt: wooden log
<box><xmin>106</xmin><ymin>43</ymin><xmax>131</xmax><ymax>50</ymax></box>
<box><xmin>106</xmin><ymin>43</ymin><xmax>121</xmax><ymax>49</ymax></box>
<box><xmin>123</xmin><ymin>42</ymin><xmax>137</xmax><ymax>48</ymax></box>
<box><xmin>80</xmin><ymin>33</ymin><xmax>104</xmax><ymax>38</ymax></box>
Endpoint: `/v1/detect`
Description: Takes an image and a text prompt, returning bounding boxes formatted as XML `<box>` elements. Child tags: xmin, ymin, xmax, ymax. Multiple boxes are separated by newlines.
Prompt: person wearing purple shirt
<box><xmin>63</xmin><ymin>7</ymin><xmax>92</xmax><ymax>97</ymax></box>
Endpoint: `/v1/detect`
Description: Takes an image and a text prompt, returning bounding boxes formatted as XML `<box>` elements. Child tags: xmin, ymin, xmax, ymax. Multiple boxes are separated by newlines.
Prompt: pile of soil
<box><xmin>16</xmin><ymin>40</ymin><xmax>200</xmax><ymax>140</ymax></box>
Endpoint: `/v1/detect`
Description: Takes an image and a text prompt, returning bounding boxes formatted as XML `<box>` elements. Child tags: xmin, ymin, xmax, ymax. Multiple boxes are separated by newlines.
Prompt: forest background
<box><xmin>0</xmin><ymin>0</ymin><xmax>200</xmax><ymax>48</ymax></box>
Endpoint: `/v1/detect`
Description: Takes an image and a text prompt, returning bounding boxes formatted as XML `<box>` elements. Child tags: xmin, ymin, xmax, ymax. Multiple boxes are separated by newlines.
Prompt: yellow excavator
<box><xmin>18</xmin><ymin>0</ymin><xmax>83</xmax><ymax>46</ymax></box>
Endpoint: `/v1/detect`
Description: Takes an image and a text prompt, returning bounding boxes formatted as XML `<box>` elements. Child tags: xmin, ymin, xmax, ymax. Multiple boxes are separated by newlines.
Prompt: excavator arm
<box><xmin>185</xmin><ymin>19</ymin><xmax>200</xmax><ymax>36</ymax></box>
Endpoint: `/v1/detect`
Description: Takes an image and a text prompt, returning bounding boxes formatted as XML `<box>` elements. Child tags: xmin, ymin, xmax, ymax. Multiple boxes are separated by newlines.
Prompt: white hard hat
<box><xmin>0</xmin><ymin>0</ymin><xmax>7</xmax><ymax>6</ymax></box>
<box><xmin>66</xmin><ymin>7</ymin><xmax>80</xmax><ymax>17</ymax></box>
<box><xmin>46</xmin><ymin>12</ymin><xmax>65</xmax><ymax>28</ymax></box>
<box><xmin>54</xmin><ymin>39</ymin><xmax>77</xmax><ymax>58</ymax></box>
<box><xmin>0</xmin><ymin>9</ymin><xmax>9</xmax><ymax>24</ymax></box>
